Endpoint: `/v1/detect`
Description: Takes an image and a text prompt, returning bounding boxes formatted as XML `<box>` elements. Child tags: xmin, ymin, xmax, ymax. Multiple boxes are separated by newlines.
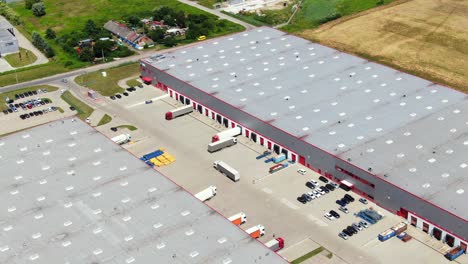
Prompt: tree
<box><xmin>32</xmin><ymin>2</ymin><xmax>46</xmax><ymax>17</ymax></box>
<box><xmin>162</xmin><ymin>36</ymin><xmax>177</xmax><ymax>47</ymax></box>
<box><xmin>174</xmin><ymin>11</ymin><xmax>186</xmax><ymax>28</ymax></box>
<box><xmin>45</xmin><ymin>28</ymin><xmax>56</xmax><ymax>39</ymax></box>
<box><xmin>78</xmin><ymin>47</ymin><xmax>94</xmax><ymax>62</ymax></box>
<box><xmin>153</xmin><ymin>6</ymin><xmax>175</xmax><ymax>21</ymax></box>
<box><xmin>127</xmin><ymin>15</ymin><xmax>140</xmax><ymax>27</ymax></box>
<box><xmin>84</xmin><ymin>19</ymin><xmax>99</xmax><ymax>36</ymax></box>
<box><xmin>44</xmin><ymin>45</ymin><xmax>55</xmax><ymax>58</ymax></box>
<box><xmin>25</xmin><ymin>0</ymin><xmax>41</xmax><ymax>9</ymax></box>
<box><xmin>93</xmin><ymin>40</ymin><xmax>114</xmax><ymax>57</ymax></box>
<box><xmin>148</xmin><ymin>28</ymin><xmax>165</xmax><ymax>42</ymax></box>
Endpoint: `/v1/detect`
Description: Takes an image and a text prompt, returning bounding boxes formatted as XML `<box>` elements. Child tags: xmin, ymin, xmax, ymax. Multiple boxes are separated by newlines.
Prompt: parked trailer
<box><xmin>165</xmin><ymin>105</ymin><xmax>193</xmax><ymax>120</ymax></box>
<box><xmin>112</xmin><ymin>134</ymin><xmax>131</xmax><ymax>145</ymax></box>
<box><xmin>207</xmin><ymin>137</ymin><xmax>237</xmax><ymax>153</ymax></box>
<box><xmin>378</xmin><ymin>229</ymin><xmax>396</xmax><ymax>242</ymax></box>
<box><xmin>273</xmin><ymin>154</ymin><xmax>286</xmax><ymax>163</ymax></box>
<box><xmin>140</xmin><ymin>150</ymin><xmax>164</xmax><ymax>161</ymax></box>
<box><xmin>213</xmin><ymin>161</ymin><xmax>240</xmax><ymax>182</ymax></box>
<box><xmin>269</xmin><ymin>163</ymin><xmax>288</xmax><ymax>174</ymax></box>
<box><xmin>265</xmin><ymin>237</ymin><xmax>284</xmax><ymax>252</ymax></box>
<box><xmin>212</xmin><ymin>127</ymin><xmax>241</xmax><ymax>142</ymax></box>
<box><xmin>391</xmin><ymin>222</ymin><xmax>407</xmax><ymax>235</ymax></box>
<box><xmin>194</xmin><ymin>186</ymin><xmax>217</xmax><ymax>202</ymax></box>
<box><xmin>246</xmin><ymin>225</ymin><xmax>265</xmax><ymax>238</ymax></box>
<box><xmin>228</xmin><ymin>212</ymin><xmax>247</xmax><ymax>226</ymax></box>
<box><xmin>445</xmin><ymin>246</ymin><xmax>465</xmax><ymax>261</ymax></box>
<box><xmin>256</xmin><ymin>151</ymin><xmax>272</xmax><ymax>160</ymax></box>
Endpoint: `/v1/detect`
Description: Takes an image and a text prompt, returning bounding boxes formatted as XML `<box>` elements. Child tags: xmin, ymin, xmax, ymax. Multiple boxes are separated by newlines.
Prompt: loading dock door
<box><xmin>205</xmin><ymin>109</ymin><xmax>209</xmax><ymax>116</ymax></box>
<box><xmin>223</xmin><ymin>118</ymin><xmax>229</xmax><ymax>128</ymax></box>
<box><xmin>267</xmin><ymin>141</ymin><xmax>272</xmax><ymax>149</ymax></box>
<box><xmin>260</xmin><ymin>137</ymin><xmax>264</xmax><ymax>145</ymax></box>
<box><xmin>273</xmin><ymin>144</ymin><xmax>280</xmax><ymax>154</ymax></box>
<box><xmin>291</xmin><ymin>154</ymin><xmax>297</xmax><ymax>162</ymax></box>
<box><xmin>179</xmin><ymin>95</ymin><xmax>185</xmax><ymax>104</ymax></box>
<box><xmin>251</xmin><ymin>133</ymin><xmax>257</xmax><ymax>143</ymax></box>
<box><xmin>197</xmin><ymin>104</ymin><xmax>202</xmax><ymax>114</ymax></box>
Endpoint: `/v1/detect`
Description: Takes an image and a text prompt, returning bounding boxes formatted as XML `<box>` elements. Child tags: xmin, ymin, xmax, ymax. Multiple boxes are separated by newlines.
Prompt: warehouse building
<box><xmin>0</xmin><ymin>119</ymin><xmax>287</xmax><ymax>264</ymax></box>
<box><xmin>140</xmin><ymin>27</ymin><xmax>467</xmax><ymax>250</ymax></box>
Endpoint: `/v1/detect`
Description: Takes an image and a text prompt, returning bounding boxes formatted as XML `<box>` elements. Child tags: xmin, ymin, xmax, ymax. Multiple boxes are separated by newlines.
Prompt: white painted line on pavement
<box><xmin>262</xmin><ymin>187</ymin><xmax>273</xmax><ymax>194</ymax></box>
<box><xmin>126</xmin><ymin>94</ymin><xmax>170</xmax><ymax>108</ymax></box>
<box><xmin>308</xmin><ymin>214</ymin><xmax>328</xmax><ymax>227</ymax></box>
<box><xmin>281</xmin><ymin>198</ymin><xmax>299</xmax><ymax>210</ymax></box>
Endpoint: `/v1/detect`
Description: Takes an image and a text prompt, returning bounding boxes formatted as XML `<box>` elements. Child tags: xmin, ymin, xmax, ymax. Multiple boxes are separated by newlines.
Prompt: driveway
<box><xmin>0</xmin><ymin>16</ymin><xmax>49</xmax><ymax>69</ymax></box>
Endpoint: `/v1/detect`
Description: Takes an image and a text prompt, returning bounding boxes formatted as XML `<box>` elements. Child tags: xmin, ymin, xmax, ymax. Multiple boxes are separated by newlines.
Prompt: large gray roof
<box><xmin>143</xmin><ymin>27</ymin><xmax>468</xmax><ymax>221</ymax></box>
<box><xmin>0</xmin><ymin>119</ymin><xmax>286</xmax><ymax>264</ymax></box>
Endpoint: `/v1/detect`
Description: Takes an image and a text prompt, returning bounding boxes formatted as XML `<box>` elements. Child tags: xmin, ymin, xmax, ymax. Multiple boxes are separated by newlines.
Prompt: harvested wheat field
<box><xmin>297</xmin><ymin>0</ymin><xmax>468</xmax><ymax>93</ymax></box>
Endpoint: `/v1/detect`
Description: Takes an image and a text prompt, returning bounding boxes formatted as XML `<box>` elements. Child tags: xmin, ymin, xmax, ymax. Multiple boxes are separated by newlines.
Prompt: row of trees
<box><xmin>25</xmin><ymin>0</ymin><xmax>46</xmax><ymax>17</ymax></box>
<box><xmin>0</xmin><ymin>2</ymin><xmax>21</xmax><ymax>25</ymax></box>
<box><xmin>32</xmin><ymin>32</ymin><xmax>54</xmax><ymax>57</ymax></box>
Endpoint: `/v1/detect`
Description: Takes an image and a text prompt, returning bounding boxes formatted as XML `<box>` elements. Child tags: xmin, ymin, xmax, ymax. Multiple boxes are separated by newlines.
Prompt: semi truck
<box><xmin>194</xmin><ymin>185</ymin><xmax>217</xmax><ymax>202</ymax></box>
<box><xmin>445</xmin><ymin>246</ymin><xmax>465</xmax><ymax>261</ymax></box>
<box><xmin>246</xmin><ymin>225</ymin><xmax>265</xmax><ymax>238</ymax></box>
<box><xmin>212</xmin><ymin>127</ymin><xmax>242</xmax><ymax>142</ymax></box>
<box><xmin>165</xmin><ymin>105</ymin><xmax>193</xmax><ymax>120</ymax></box>
<box><xmin>228</xmin><ymin>212</ymin><xmax>247</xmax><ymax>226</ymax></box>
<box><xmin>213</xmin><ymin>161</ymin><xmax>240</xmax><ymax>182</ymax></box>
<box><xmin>265</xmin><ymin>237</ymin><xmax>285</xmax><ymax>252</ymax></box>
<box><xmin>207</xmin><ymin>137</ymin><xmax>237</xmax><ymax>153</ymax></box>
<box><xmin>112</xmin><ymin>134</ymin><xmax>131</xmax><ymax>145</ymax></box>
<box><xmin>378</xmin><ymin>228</ymin><xmax>396</xmax><ymax>242</ymax></box>
<box><xmin>391</xmin><ymin>222</ymin><xmax>407</xmax><ymax>235</ymax></box>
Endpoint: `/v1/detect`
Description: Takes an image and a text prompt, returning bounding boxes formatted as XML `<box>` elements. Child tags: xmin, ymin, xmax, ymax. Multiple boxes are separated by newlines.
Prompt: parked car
<box><xmin>32</xmin><ymin>90</ymin><xmax>37</xmax><ymax>95</ymax></box>
<box><xmin>19</xmin><ymin>93</ymin><xmax>25</xmax><ymax>98</ymax></box>
<box><xmin>339</xmin><ymin>207</ymin><xmax>349</xmax><ymax>214</ymax></box>
<box><xmin>70</xmin><ymin>106</ymin><xmax>76</xmax><ymax>111</ymax></box>
<box><xmin>329</xmin><ymin>210</ymin><xmax>340</xmax><ymax>219</ymax></box>
<box><xmin>27</xmin><ymin>91</ymin><xmax>33</xmax><ymax>96</ymax></box>
<box><xmin>320</xmin><ymin>186</ymin><xmax>330</xmax><ymax>193</ymax></box>
<box><xmin>345</xmin><ymin>194</ymin><xmax>355</xmax><ymax>202</ymax></box>
<box><xmin>352</xmin><ymin>223</ymin><xmax>363</xmax><ymax>231</ymax></box>
<box><xmin>319</xmin><ymin>176</ymin><xmax>329</xmax><ymax>183</ymax></box>
<box><xmin>145</xmin><ymin>100</ymin><xmax>153</xmax><ymax>104</ymax></box>
<box><xmin>297</xmin><ymin>169</ymin><xmax>306</xmax><ymax>175</ymax></box>
<box><xmin>306</xmin><ymin>192</ymin><xmax>316</xmax><ymax>200</ymax></box>
<box><xmin>313</xmin><ymin>190</ymin><xmax>321</xmax><ymax>198</ymax></box>
<box><xmin>306</xmin><ymin>181</ymin><xmax>315</xmax><ymax>189</ymax></box>
<box><xmin>7</xmin><ymin>109</ymin><xmax>13</xmax><ymax>113</ymax></box>
<box><xmin>316</xmin><ymin>188</ymin><xmax>326</xmax><ymax>195</ymax></box>
<box><xmin>324</xmin><ymin>213</ymin><xmax>335</xmax><ymax>221</ymax></box>
<box><xmin>297</xmin><ymin>196</ymin><xmax>307</xmax><ymax>204</ymax></box>
<box><xmin>123</xmin><ymin>92</ymin><xmax>129</xmax><ymax>96</ymax></box>
<box><xmin>325</xmin><ymin>183</ymin><xmax>335</xmax><ymax>191</ymax></box>
<box><xmin>126</xmin><ymin>88</ymin><xmax>133</xmax><ymax>92</ymax></box>
<box><xmin>303</xmin><ymin>193</ymin><xmax>312</xmax><ymax>202</ymax></box>
<box><xmin>309</xmin><ymin>179</ymin><xmax>318</xmax><ymax>186</ymax></box>
<box><xmin>20</xmin><ymin>115</ymin><xmax>26</xmax><ymax>120</ymax></box>
<box><xmin>343</xmin><ymin>229</ymin><xmax>353</xmax><ymax>237</ymax></box>
<box><xmin>341</xmin><ymin>198</ymin><xmax>350</xmax><ymax>205</ymax></box>
<box><xmin>336</xmin><ymin>199</ymin><xmax>346</xmax><ymax>207</ymax></box>
<box><xmin>2</xmin><ymin>110</ymin><xmax>8</xmax><ymax>115</ymax></box>
<box><xmin>339</xmin><ymin>232</ymin><xmax>349</xmax><ymax>240</ymax></box>
<box><xmin>359</xmin><ymin>221</ymin><xmax>369</xmax><ymax>229</ymax></box>
<box><xmin>110</xmin><ymin>127</ymin><xmax>118</xmax><ymax>132</ymax></box>
<box><xmin>115</xmin><ymin>94</ymin><xmax>122</xmax><ymax>99</ymax></box>
<box><xmin>347</xmin><ymin>226</ymin><xmax>358</xmax><ymax>234</ymax></box>
<box><xmin>359</xmin><ymin>198</ymin><xmax>368</xmax><ymax>204</ymax></box>
<box><xmin>110</xmin><ymin>96</ymin><xmax>116</xmax><ymax>100</ymax></box>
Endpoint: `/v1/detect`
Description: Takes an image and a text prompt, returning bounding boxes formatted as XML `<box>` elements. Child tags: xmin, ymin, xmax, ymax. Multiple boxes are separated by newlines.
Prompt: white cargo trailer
<box><xmin>212</xmin><ymin>127</ymin><xmax>241</xmax><ymax>142</ymax></box>
<box><xmin>207</xmin><ymin>137</ymin><xmax>237</xmax><ymax>152</ymax></box>
<box><xmin>194</xmin><ymin>185</ymin><xmax>217</xmax><ymax>202</ymax></box>
<box><xmin>213</xmin><ymin>160</ymin><xmax>240</xmax><ymax>182</ymax></box>
<box><xmin>165</xmin><ymin>105</ymin><xmax>193</xmax><ymax>120</ymax></box>
<box><xmin>112</xmin><ymin>134</ymin><xmax>131</xmax><ymax>145</ymax></box>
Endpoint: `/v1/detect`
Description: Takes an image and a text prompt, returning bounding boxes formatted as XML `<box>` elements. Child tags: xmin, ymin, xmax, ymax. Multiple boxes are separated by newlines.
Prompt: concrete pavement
<box><xmin>177</xmin><ymin>0</ymin><xmax>255</xmax><ymax>30</ymax></box>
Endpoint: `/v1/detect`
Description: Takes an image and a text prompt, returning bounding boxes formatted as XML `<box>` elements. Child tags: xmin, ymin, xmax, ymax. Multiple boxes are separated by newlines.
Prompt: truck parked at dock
<box><xmin>246</xmin><ymin>225</ymin><xmax>265</xmax><ymax>238</ymax></box>
<box><xmin>213</xmin><ymin>161</ymin><xmax>240</xmax><ymax>182</ymax></box>
<box><xmin>265</xmin><ymin>237</ymin><xmax>284</xmax><ymax>252</ymax></box>
<box><xmin>212</xmin><ymin>127</ymin><xmax>241</xmax><ymax>142</ymax></box>
<box><xmin>165</xmin><ymin>105</ymin><xmax>193</xmax><ymax>120</ymax></box>
<box><xmin>207</xmin><ymin>137</ymin><xmax>237</xmax><ymax>152</ymax></box>
<box><xmin>228</xmin><ymin>212</ymin><xmax>247</xmax><ymax>226</ymax></box>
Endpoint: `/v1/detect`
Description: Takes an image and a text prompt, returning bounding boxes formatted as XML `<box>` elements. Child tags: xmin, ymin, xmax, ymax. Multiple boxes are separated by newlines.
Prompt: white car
<box><xmin>324</xmin><ymin>213</ymin><xmax>335</xmax><ymax>221</ymax></box>
<box><xmin>359</xmin><ymin>221</ymin><xmax>369</xmax><ymax>229</ymax></box>
<box><xmin>330</xmin><ymin>182</ymin><xmax>339</xmax><ymax>189</ymax></box>
<box><xmin>306</xmin><ymin>192</ymin><xmax>316</xmax><ymax>200</ymax></box>
<box><xmin>313</xmin><ymin>190</ymin><xmax>321</xmax><ymax>197</ymax></box>
<box><xmin>339</xmin><ymin>232</ymin><xmax>349</xmax><ymax>240</ymax></box>
<box><xmin>297</xmin><ymin>169</ymin><xmax>306</xmax><ymax>175</ymax></box>
<box><xmin>85</xmin><ymin>118</ymin><xmax>91</xmax><ymax>123</ymax></box>
<box><xmin>317</xmin><ymin>188</ymin><xmax>326</xmax><ymax>195</ymax></box>
<box><xmin>352</xmin><ymin>223</ymin><xmax>363</xmax><ymax>231</ymax></box>
<box><xmin>309</xmin><ymin>179</ymin><xmax>318</xmax><ymax>186</ymax></box>
<box><xmin>339</xmin><ymin>207</ymin><xmax>349</xmax><ymax>214</ymax></box>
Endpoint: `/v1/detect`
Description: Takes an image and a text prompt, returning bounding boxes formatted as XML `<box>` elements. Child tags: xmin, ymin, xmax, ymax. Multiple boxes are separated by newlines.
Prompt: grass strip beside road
<box><xmin>75</xmin><ymin>63</ymin><xmax>139</xmax><ymax>96</ymax></box>
<box><xmin>0</xmin><ymin>85</ymin><xmax>58</xmax><ymax>111</ymax></box>
<box><xmin>126</xmin><ymin>79</ymin><xmax>141</xmax><ymax>87</ymax></box>
<box><xmin>60</xmin><ymin>91</ymin><xmax>94</xmax><ymax>120</ymax></box>
<box><xmin>0</xmin><ymin>62</ymin><xmax>69</xmax><ymax>87</ymax></box>
<box><xmin>291</xmin><ymin>247</ymin><xmax>324</xmax><ymax>264</ymax></box>
<box><xmin>97</xmin><ymin>114</ymin><xmax>112</xmax><ymax>126</ymax></box>
<box><xmin>116</xmin><ymin>125</ymin><xmax>138</xmax><ymax>131</ymax></box>
<box><xmin>4</xmin><ymin>48</ymin><xmax>38</xmax><ymax>68</ymax></box>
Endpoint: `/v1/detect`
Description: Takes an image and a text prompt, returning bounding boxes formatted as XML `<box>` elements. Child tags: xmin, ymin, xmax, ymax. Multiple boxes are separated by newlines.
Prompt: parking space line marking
<box><xmin>126</xmin><ymin>94</ymin><xmax>169</xmax><ymax>108</ymax></box>
<box><xmin>262</xmin><ymin>187</ymin><xmax>273</xmax><ymax>194</ymax></box>
<box><xmin>280</xmin><ymin>198</ymin><xmax>299</xmax><ymax>210</ymax></box>
<box><xmin>307</xmin><ymin>214</ymin><xmax>328</xmax><ymax>227</ymax></box>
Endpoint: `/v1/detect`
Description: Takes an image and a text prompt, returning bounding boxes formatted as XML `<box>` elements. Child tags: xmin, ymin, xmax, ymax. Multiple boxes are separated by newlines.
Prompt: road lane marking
<box><xmin>281</xmin><ymin>198</ymin><xmax>299</xmax><ymax>210</ymax></box>
<box><xmin>126</xmin><ymin>94</ymin><xmax>169</xmax><ymax>108</ymax></box>
<box><xmin>262</xmin><ymin>187</ymin><xmax>273</xmax><ymax>194</ymax></box>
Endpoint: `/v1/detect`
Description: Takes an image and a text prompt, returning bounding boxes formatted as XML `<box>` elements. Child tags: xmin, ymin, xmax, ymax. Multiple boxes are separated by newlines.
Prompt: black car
<box><xmin>20</xmin><ymin>114</ymin><xmax>26</xmax><ymax>119</ymax></box>
<box><xmin>38</xmin><ymin>110</ymin><xmax>43</xmax><ymax>115</ymax></box>
<box><xmin>24</xmin><ymin>92</ymin><xmax>29</xmax><ymax>97</ymax></box>
<box><xmin>341</xmin><ymin>198</ymin><xmax>350</xmax><ymax>205</ymax></box>
<box><xmin>306</xmin><ymin>181</ymin><xmax>315</xmax><ymax>189</ymax></box>
<box><xmin>27</xmin><ymin>91</ymin><xmax>33</xmax><ymax>96</ymax></box>
<box><xmin>347</xmin><ymin>226</ymin><xmax>358</xmax><ymax>234</ymax></box>
<box><xmin>3</xmin><ymin>109</ymin><xmax>8</xmax><ymax>115</ymax></box>
<box><xmin>329</xmin><ymin>210</ymin><xmax>340</xmax><ymax>219</ymax></box>
<box><xmin>19</xmin><ymin>93</ymin><xmax>25</xmax><ymax>98</ymax></box>
<box><xmin>319</xmin><ymin>176</ymin><xmax>329</xmax><ymax>183</ymax></box>
<box><xmin>7</xmin><ymin>109</ymin><xmax>13</xmax><ymax>113</ymax></box>
<box><xmin>32</xmin><ymin>90</ymin><xmax>37</xmax><ymax>95</ymax></box>
<box><xmin>44</xmin><ymin>99</ymin><xmax>51</xmax><ymax>104</ymax></box>
<box><xmin>40</xmin><ymin>101</ymin><xmax>45</xmax><ymax>105</ymax></box>
<box><xmin>320</xmin><ymin>186</ymin><xmax>330</xmax><ymax>193</ymax></box>
<box><xmin>110</xmin><ymin>96</ymin><xmax>116</xmax><ymax>100</ymax></box>
<box><xmin>344</xmin><ymin>194</ymin><xmax>355</xmax><ymax>202</ymax></box>
<box><xmin>25</xmin><ymin>113</ymin><xmax>30</xmax><ymax>118</ymax></box>
<box><xmin>123</xmin><ymin>92</ymin><xmax>129</xmax><ymax>96</ymax></box>
<box><xmin>115</xmin><ymin>94</ymin><xmax>122</xmax><ymax>99</ymax></box>
<box><xmin>343</xmin><ymin>229</ymin><xmax>353</xmax><ymax>236</ymax></box>
<box><xmin>325</xmin><ymin>184</ymin><xmax>335</xmax><ymax>191</ymax></box>
<box><xmin>14</xmin><ymin>103</ymin><xmax>20</xmax><ymax>108</ymax></box>
<box><xmin>110</xmin><ymin>127</ymin><xmax>118</xmax><ymax>132</ymax></box>
<box><xmin>126</xmin><ymin>87</ymin><xmax>133</xmax><ymax>92</ymax></box>
<box><xmin>70</xmin><ymin>106</ymin><xmax>76</xmax><ymax>111</ymax></box>
<box><xmin>15</xmin><ymin>94</ymin><xmax>19</xmax><ymax>99</ymax></box>
<box><xmin>297</xmin><ymin>196</ymin><xmax>307</xmax><ymax>204</ymax></box>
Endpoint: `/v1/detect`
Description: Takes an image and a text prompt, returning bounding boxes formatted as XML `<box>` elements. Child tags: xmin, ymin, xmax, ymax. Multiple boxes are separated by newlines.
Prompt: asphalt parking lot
<box><xmin>92</xmin><ymin>86</ymin><xmax>468</xmax><ymax>264</ymax></box>
<box><xmin>0</xmin><ymin>88</ymin><xmax>75</xmax><ymax>135</ymax></box>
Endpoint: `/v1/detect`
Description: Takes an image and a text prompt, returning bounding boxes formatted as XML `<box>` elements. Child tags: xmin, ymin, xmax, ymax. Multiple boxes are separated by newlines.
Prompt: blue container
<box><xmin>264</xmin><ymin>158</ymin><xmax>274</xmax><ymax>163</ymax></box>
<box><xmin>141</xmin><ymin>150</ymin><xmax>164</xmax><ymax>161</ymax></box>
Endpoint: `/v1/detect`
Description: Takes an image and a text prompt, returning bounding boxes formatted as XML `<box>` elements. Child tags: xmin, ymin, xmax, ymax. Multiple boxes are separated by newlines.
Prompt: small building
<box><xmin>0</xmin><ymin>19</ymin><xmax>19</xmax><ymax>56</ymax></box>
<box><xmin>104</xmin><ymin>20</ymin><xmax>154</xmax><ymax>50</ymax></box>
<box><xmin>166</xmin><ymin>28</ymin><xmax>186</xmax><ymax>36</ymax></box>
<box><xmin>88</xmin><ymin>90</ymin><xmax>98</xmax><ymax>99</ymax></box>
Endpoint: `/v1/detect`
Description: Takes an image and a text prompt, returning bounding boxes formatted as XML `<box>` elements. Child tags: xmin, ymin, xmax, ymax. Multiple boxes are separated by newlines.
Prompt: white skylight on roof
<box><xmin>288</xmin><ymin>105</ymin><xmax>294</xmax><ymax>109</ymax></box>
<box><xmin>190</xmin><ymin>251</ymin><xmax>199</xmax><ymax>258</ymax></box>
<box><xmin>126</xmin><ymin>257</ymin><xmax>135</xmax><ymax>263</ymax></box>
<box><xmin>385</xmin><ymin>140</ymin><xmax>393</xmax><ymax>144</ymax></box>
<box><xmin>400</xmin><ymin>102</ymin><xmax>406</xmax><ymax>106</ymax></box>
<box><xmin>338</xmin><ymin>144</ymin><xmax>346</xmax><ymax>148</ymax></box>
<box><xmin>240</xmin><ymin>98</ymin><xmax>247</xmax><ymax>102</ymax></box>
<box><xmin>296</xmin><ymin>116</ymin><xmax>302</xmax><ymax>119</ymax></box>
<box><xmin>186</xmin><ymin>65</ymin><xmax>192</xmax><ymax>69</ymax></box>
<box><xmin>156</xmin><ymin>242</ymin><xmax>166</xmax><ymax>249</ymax></box>
<box><xmin>240</xmin><ymin>58</ymin><xmax>245</xmax><ymax>61</ymax></box>
<box><xmin>286</xmin><ymin>43</ymin><xmax>291</xmax><ymax>47</ymax></box>
<box><xmin>366</xmin><ymin>148</ymin><xmax>374</xmax><ymax>153</ymax></box>
<box><xmin>450</xmin><ymin>128</ymin><xmax>457</xmax><ymax>133</ymax></box>
<box><xmin>428</xmin><ymin>158</ymin><xmax>436</xmax><ymax>163</ymax></box>
<box><xmin>437</xmin><ymin>116</ymin><xmax>444</xmax><ymax>121</ymax></box>
<box><xmin>340</xmin><ymin>86</ymin><xmax>347</xmax><ymax>90</ymax></box>
<box><xmin>223</xmin><ymin>63</ymin><xmax>229</xmax><ymax>66</ymax></box>
<box><xmin>310</xmin><ymin>53</ymin><xmax>316</xmax><ymax>56</ymax></box>
<box><xmin>339</xmin><ymin>112</ymin><xmax>346</xmax><ymax>116</ymax></box>
<box><xmin>213</xmin><ymin>41</ymin><xmax>219</xmax><ymax>44</ymax></box>
<box><xmin>431</xmin><ymin>89</ymin><xmax>438</xmax><ymax>93</ymax></box>
<box><xmin>254</xmin><ymin>82</ymin><xmax>260</xmax><ymax>86</ymax></box>
<box><xmin>416</xmin><ymin>96</ymin><xmax>422</xmax><ymax>100</ymax></box>
<box><xmin>357</xmin><ymin>136</ymin><xmax>364</xmax><ymax>140</ymax></box>
<box><xmin>373</xmin><ymin>99</ymin><xmax>380</xmax><ymax>103</ymax></box>
<box><xmin>318</xmin><ymin>61</ymin><xmax>324</xmax><ymax>64</ymax></box>
<box><xmin>264</xmin><ymin>68</ymin><xmax>269</xmax><ymax>71</ymax></box>
<box><xmin>409</xmin><ymin>168</ymin><xmax>417</xmax><ymax>172</ymax></box>
<box><xmin>206</xmin><ymin>68</ymin><xmax>212</xmax><ymax>72</ymax></box>
<box><xmin>301</xmin><ymin>90</ymin><xmax>308</xmax><ymax>93</ymax></box>
<box><xmin>313</xmin><ymin>108</ymin><xmax>320</xmax><ymax>112</ymax></box>
<box><xmin>266</xmin><ymin>42</ymin><xmax>271</xmax><ymax>45</ymax></box>
<box><xmin>334</xmin><ymin>78</ymin><xmax>340</xmax><ymax>81</ymax></box>
<box><xmin>441</xmin><ymin>173</ymin><xmax>450</xmax><ymax>178</ymax></box>
<box><xmin>189</xmin><ymin>73</ymin><xmax>195</xmax><ymax>77</ymax></box>
<box><xmin>251</xmin><ymin>46</ymin><xmax>257</xmax><ymax>50</ymax></box>
<box><xmin>390</xmin><ymin>92</ymin><xmax>397</xmax><ymax>96</ymax></box>
<box><xmin>396</xmin><ymin>77</ymin><xmax>402</xmax><ymax>80</ymax></box>
<box><xmin>456</xmin><ymin>189</ymin><xmax>464</xmax><ymax>194</ymax></box>
<box><xmin>276</xmin><ymin>86</ymin><xmax>282</xmax><ymax>89</ymax></box>
<box><xmin>422</xmin><ymin>183</ymin><xmax>430</xmax><ymax>188</ymax></box>
<box><xmin>302</xmin><ymin>127</ymin><xmax>309</xmax><ymax>131</ymax></box>
<box><xmin>3</xmin><ymin>225</ymin><xmax>13</xmax><ymax>232</ymax></box>
<box><xmin>403</xmin><ymin>132</ymin><xmax>412</xmax><ymax>136</ymax></box>
<box><xmin>348</xmin><ymin>123</ymin><xmax>354</xmax><ymax>128</ymax></box>
<box><xmin>309</xmin><ymin>74</ymin><xmax>315</xmax><ymax>78</ymax></box>
<box><xmin>372</xmin><ymin>75</ymin><xmax>378</xmax><ymax>78</ymax></box>
<box><xmin>235</xmin><ymin>88</ymin><xmax>242</xmax><ymax>92</ymax></box>
<box><xmin>303</xmin><ymin>66</ymin><xmax>309</xmax><ymax>70</ymax></box>
<box><xmin>410</xmin><ymin>113</ymin><xmax>417</xmax><ymax>117</ymax></box>
<box><xmin>247</xmin><ymin>73</ymin><xmax>253</xmax><ymax>77</ymax></box>
<box><xmin>321</xmin><ymin>120</ymin><xmax>328</xmax><ymax>124</ymax></box>
<box><xmin>446</xmin><ymin>149</ymin><xmax>454</xmax><ymax>154</ymax></box>
<box><xmin>255</xmin><ymin>53</ymin><xmax>261</xmax><ymax>57</ymax></box>
<box><xmin>426</xmin><ymin>106</ymin><xmax>433</xmax><ymax>110</ymax></box>
<box><xmin>356</xmin><ymin>80</ymin><xmax>363</xmax><ymax>84</ymax></box>
<box><xmin>397</xmin><ymin>153</ymin><xmax>405</xmax><ymax>158</ymax></box>
<box><xmin>365</xmin><ymin>66</ymin><xmax>372</xmax><ymax>70</ymax></box>
<box><xmin>333</xmin><ymin>55</ymin><xmax>340</xmax><ymax>59</ymax></box>
<box><xmin>416</xmin><ymin>144</ymin><xmax>423</xmax><ymax>149</ymax></box>
<box><xmin>364</xmin><ymin>89</ymin><xmax>372</xmax><ymax>93</ymax></box>
<box><xmin>365</xmin><ymin>116</ymin><xmax>373</xmax><ymax>120</ymax></box>
<box><xmin>329</xmin><ymin>131</ymin><xmax>336</xmax><ymax>135</ymax></box>
<box><xmin>460</xmin><ymin>163</ymin><xmax>467</xmax><ymax>169</ymax></box>
<box><xmin>270</xmin><ymin>112</ymin><xmax>277</xmax><ymax>116</ymax></box>
<box><xmin>453</xmin><ymin>109</ymin><xmax>461</xmax><ymax>114</ymax></box>
<box><xmin>203</xmin><ymin>54</ymin><xmax>209</xmax><ymax>58</ymax></box>
<box><xmin>442</xmin><ymin>99</ymin><xmax>449</xmax><ymax>103</ymax></box>
<box><xmin>331</xmin><ymin>102</ymin><xmax>338</xmax><ymax>106</ymax></box>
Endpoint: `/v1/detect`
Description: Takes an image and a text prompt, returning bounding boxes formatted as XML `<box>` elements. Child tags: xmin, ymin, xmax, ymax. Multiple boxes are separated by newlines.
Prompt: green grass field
<box><xmin>0</xmin><ymin>85</ymin><xmax>58</xmax><ymax>111</ymax></box>
<box><xmin>282</xmin><ymin>0</ymin><xmax>393</xmax><ymax>32</ymax></box>
<box><xmin>4</xmin><ymin>48</ymin><xmax>38</xmax><ymax>67</ymax></box>
<box><xmin>0</xmin><ymin>62</ymin><xmax>70</xmax><ymax>87</ymax></box>
<box><xmin>126</xmin><ymin>78</ymin><xmax>141</xmax><ymax>87</ymax></box>
<box><xmin>116</xmin><ymin>124</ymin><xmax>138</xmax><ymax>131</ymax></box>
<box><xmin>60</xmin><ymin>91</ymin><xmax>94</xmax><ymax>120</ymax></box>
<box><xmin>75</xmin><ymin>62</ymin><xmax>139</xmax><ymax>96</ymax></box>
<box><xmin>97</xmin><ymin>114</ymin><xmax>112</xmax><ymax>126</ymax></box>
